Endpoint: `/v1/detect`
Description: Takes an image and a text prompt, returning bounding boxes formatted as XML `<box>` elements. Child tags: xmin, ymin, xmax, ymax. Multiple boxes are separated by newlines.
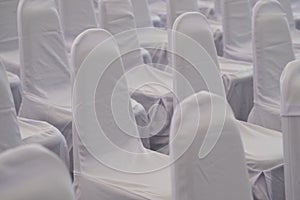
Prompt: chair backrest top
<box><xmin>170</xmin><ymin>91</ymin><xmax>252</xmax><ymax>199</ymax></box>
<box><xmin>18</xmin><ymin>0</ymin><xmax>71</xmax><ymax>103</ymax></box>
<box><xmin>252</xmin><ymin>0</ymin><xmax>295</xmax><ymax>107</ymax></box>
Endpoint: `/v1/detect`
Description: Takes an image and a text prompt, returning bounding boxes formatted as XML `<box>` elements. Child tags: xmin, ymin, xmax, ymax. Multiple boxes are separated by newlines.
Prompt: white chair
<box><xmin>167</xmin><ymin>0</ymin><xmax>223</xmax><ymax>55</ymax></box>
<box><xmin>131</xmin><ymin>0</ymin><xmax>168</xmax><ymax>65</ymax></box>
<box><xmin>172</xmin><ymin>12</ymin><xmax>284</xmax><ymax>200</ymax></box>
<box><xmin>71</xmin><ymin>28</ymin><xmax>151</xmax><ymax>149</ymax></box>
<box><xmin>72</xmin><ymin>30</ymin><xmax>171</xmax><ymax>199</ymax></box>
<box><xmin>173</xmin><ymin>12</ymin><xmax>253</xmax><ymax>121</ymax></box>
<box><xmin>6</xmin><ymin>70</ymin><xmax>22</xmax><ymax>113</ymax></box>
<box><xmin>131</xmin><ymin>0</ymin><xmax>162</xmax><ymax>28</ymax></box>
<box><xmin>221</xmin><ymin>0</ymin><xmax>253</xmax><ymax>62</ymax></box>
<box><xmin>100</xmin><ymin>0</ymin><xmax>173</xmax><ymax>153</ymax></box>
<box><xmin>18</xmin><ymin>0</ymin><xmax>73</xmax><ymax>151</ymax></box>
<box><xmin>0</xmin><ymin>145</ymin><xmax>74</xmax><ymax>200</ymax></box>
<box><xmin>57</xmin><ymin>0</ymin><xmax>98</xmax><ymax>52</ymax></box>
<box><xmin>0</xmin><ymin>59</ymin><xmax>69</xmax><ymax>167</ymax></box>
<box><xmin>170</xmin><ymin>91</ymin><xmax>253</xmax><ymax>200</ymax></box>
<box><xmin>248</xmin><ymin>0</ymin><xmax>295</xmax><ymax>131</ymax></box>
<box><xmin>280</xmin><ymin>60</ymin><xmax>300</xmax><ymax>200</ymax></box>
<box><xmin>0</xmin><ymin>0</ymin><xmax>20</xmax><ymax>76</ymax></box>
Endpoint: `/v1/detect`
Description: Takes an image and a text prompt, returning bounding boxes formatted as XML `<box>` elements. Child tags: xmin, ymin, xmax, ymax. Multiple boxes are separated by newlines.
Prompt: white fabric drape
<box><xmin>248</xmin><ymin>0</ymin><xmax>295</xmax><ymax>131</ymax></box>
<box><xmin>0</xmin><ymin>58</ymin><xmax>69</xmax><ymax>166</ymax></box>
<box><xmin>280</xmin><ymin>60</ymin><xmax>300</xmax><ymax>200</ymax></box>
<box><xmin>100</xmin><ymin>0</ymin><xmax>173</xmax><ymax>153</ymax></box>
<box><xmin>170</xmin><ymin>92</ymin><xmax>253</xmax><ymax>200</ymax></box>
<box><xmin>72</xmin><ymin>30</ymin><xmax>171</xmax><ymax>199</ymax></box>
<box><xmin>58</xmin><ymin>0</ymin><xmax>98</xmax><ymax>52</ymax></box>
<box><xmin>173</xmin><ymin>12</ymin><xmax>253</xmax><ymax>120</ymax></box>
<box><xmin>221</xmin><ymin>0</ymin><xmax>253</xmax><ymax>62</ymax></box>
<box><xmin>172</xmin><ymin>11</ymin><xmax>284</xmax><ymax>200</ymax></box>
<box><xmin>0</xmin><ymin>145</ymin><xmax>74</xmax><ymax>200</ymax></box>
<box><xmin>0</xmin><ymin>0</ymin><xmax>20</xmax><ymax>76</ymax></box>
<box><xmin>71</xmin><ymin>28</ymin><xmax>151</xmax><ymax>149</ymax></box>
<box><xmin>18</xmin><ymin>0</ymin><xmax>73</xmax><ymax>151</ymax></box>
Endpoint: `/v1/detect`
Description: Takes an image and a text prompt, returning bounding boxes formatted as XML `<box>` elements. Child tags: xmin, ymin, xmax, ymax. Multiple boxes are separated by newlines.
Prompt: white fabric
<box><xmin>221</xmin><ymin>0</ymin><xmax>253</xmax><ymax>62</ymax></box>
<box><xmin>72</xmin><ymin>31</ymin><xmax>171</xmax><ymax>199</ymax></box>
<box><xmin>0</xmin><ymin>145</ymin><xmax>74</xmax><ymax>200</ymax></box>
<box><xmin>0</xmin><ymin>62</ymin><xmax>22</xmax><ymax>153</ymax></box>
<box><xmin>280</xmin><ymin>60</ymin><xmax>300</xmax><ymax>200</ymax></box>
<box><xmin>248</xmin><ymin>0</ymin><xmax>295</xmax><ymax>131</ymax></box>
<box><xmin>100</xmin><ymin>0</ymin><xmax>173</xmax><ymax>153</ymax></box>
<box><xmin>172</xmin><ymin>12</ymin><xmax>284</xmax><ymax>199</ymax></box>
<box><xmin>173</xmin><ymin>12</ymin><xmax>253</xmax><ymax>120</ymax></box>
<box><xmin>0</xmin><ymin>59</ymin><xmax>69</xmax><ymax>166</ymax></box>
<box><xmin>131</xmin><ymin>0</ymin><xmax>169</xmax><ymax>65</ymax></box>
<box><xmin>71</xmin><ymin>28</ymin><xmax>150</xmax><ymax>149</ymax></box>
<box><xmin>58</xmin><ymin>0</ymin><xmax>98</xmax><ymax>51</ymax></box>
<box><xmin>0</xmin><ymin>0</ymin><xmax>20</xmax><ymax>76</ymax></box>
<box><xmin>167</xmin><ymin>0</ymin><xmax>223</xmax><ymax>55</ymax></box>
<box><xmin>131</xmin><ymin>0</ymin><xmax>153</xmax><ymax>28</ymax></box>
<box><xmin>18</xmin><ymin>0</ymin><xmax>73</xmax><ymax>151</ymax></box>
<box><xmin>170</xmin><ymin>92</ymin><xmax>253</xmax><ymax>200</ymax></box>
<box><xmin>6</xmin><ymin>71</ymin><xmax>22</xmax><ymax>113</ymax></box>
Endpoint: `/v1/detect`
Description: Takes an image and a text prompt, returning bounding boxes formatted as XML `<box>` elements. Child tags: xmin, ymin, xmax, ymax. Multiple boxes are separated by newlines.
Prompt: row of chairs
<box><xmin>0</xmin><ymin>0</ymin><xmax>299</xmax><ymax>199</ymax></box>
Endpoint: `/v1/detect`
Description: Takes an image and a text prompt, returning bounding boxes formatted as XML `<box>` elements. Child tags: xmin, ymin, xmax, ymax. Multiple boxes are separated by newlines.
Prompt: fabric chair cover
<box><xmin>100</xmin><ymin>0</ymin><xmax>173</xmax><ymax>153</ymax></box>
<box><xmin>221</xmin><ymin>0</ymin><xmax>253</xmax><ymax>62</ymax></box>
<box><xmin>173</xmin><ymin>12</ymin><xmax>253</xmax><ymax>120</ymax></box>
<box><xmin>280</xmin><ymin>60</ymin><xmax>300</xmax><ymax>200</ymax></box>
<box><xmin>131</xmin><ymin>0</ymin><xmax>153</xmax><ymax>28</ymax></box>
<box><xmin>166</xmin><ymin>0</ymin><xmax>197</xmax><ymax>29</ymax></box>
<box><xmin>6</xmin><ymin>70</ymin><xmax>22</xmax><ymax>113</ymax></box>
<box><xmin>131</xmin><ymin>0</ymin><xmax>163</xmax><ymax>27</ymax></box>
<box><xmin>18</xmin><ymin>0</ymin><xmax>72</xmax><ymax>151</ymax></box>
<box><xmin>0</xmin><ymin>61</ymin><xmax>22</xmax><ymax>153</ymax></box>
<box><xmin>170</xmin><ymin>91</ymin><xmax>253</xmax><ymax>200</ymax></box>
<box><xmin>58</xmin><ymin>0</ymin><xmax>98</xmax><ymax>51</ymax></box>
<box><xmin>131</xmin><ymin>0</ymin><xmax>168</xmax><ymax>65</ymax></box>
<box><xmin>167</xmin><ymin>0</ymin><xmax>223</xmax><ymax>55</ymax></box>
<box><xmin>72</xmin><ymin>30</ymin><xmax>171</xmax><ymax>199</ymax></box>
<box><xmin>0</xmin><ymin>0</ymin><xmax>20</xmax><ymax>76</ymax></box>
<box><xmin>248</xmin><ymin>0</ymin><xmax>295</xmax><ymax>131</ymax></box>
<box><xmin>0</xmin><ymin>145</ymin><xmax>74</xmax><ymax>200</ymax></box>
<box><xmin>172</xmin><ymin>11</ymin><xmax>284</xmax><ymax>200</ymax></box>
<box><xmin>71</xmin><ymin>28</ymin><xmax>150</xmax><ymax>149</ymax></box>
<box><xmin>0</xmin><ymin>59</ymin><xmax>69</xmax><ymax>166</ymax></box>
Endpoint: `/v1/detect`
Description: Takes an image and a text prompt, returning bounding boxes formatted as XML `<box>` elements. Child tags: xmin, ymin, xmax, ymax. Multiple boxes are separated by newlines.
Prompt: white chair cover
<box><xmin>170</xmin><ymin>91</ymin><xmax>253</xmax><ymax>200</ymax></box>
<box><xmin>6</xmin><ymin>70</ymin><xmax>22</xmax><ymax>113</ymax></box>
<box><xmin>173</xmin><ymin>12</ymin><xmax>253</xmax><ymax>120</ymax></box>
<box><xmin>172</xmin><ymin>11</ymin><xmax>284</xmax><ymax>200</ymax></box>
<box><xmin>167</xmin><ymin>0</ymin><xmax>223</xmax><ymax>55</ymax></box>
<box><xmin>0</xmin><ymin>59</ymin><xmax>69</xmax><ymax>166</ymax></box>
<box><xmin>18</xmin><ymin>0</ymin><xmax>72</xmax><ymax>150</ymax></box>
<box><xmin>248</xmin><ymin>0</ymin><xmax>295</xmax><ymax>131</ymax></box>
<box><xmin>131</xmin><ymin>0</ymin><xmax>168</xmax><ymax>65</ymax></box>
<box><xmin>166</xmin><ymin>0</ymin><xmax>197</xmax><ymax>29</ymax></box>
<box><xmin>221</xmin><ymin>0</ymin><xmax>253</xmax><ymax>62</ymax></box>
<box><xmin>0</xmin><ymin>61</ymin><xmax>21</xmax><ymax>153</ymax></box>
<box><xmin>0</xmin><ymin>0</ymin><xmax>20</xmax><ymax>76</ymax></box>
<box><xmin>71</xmin><ymin>28</ymin><xmax>150</xmax><ymax>149</ymax></box>
<box><xmin>72</xmin><ymin>30</ymin><xmax>171</xmax><ymax>199</ymax></box>
<box><xmin>100</xmin><ymin>0</ymin><xmax>173</xmax><ymax>153</ymax></box>
<box><xmin>0</xmin><ymin>145</ymin><xmax>74</xmax><ymax>200</ymax></box>
<box><xmin>280</xmin><ymin>60</ymin><xmax>300</xmax><ymax>200</ymax></box>
<box><xmin>58</xmin><ymin>0</ymin><xmax>98</xmax><ymax>51</ymax></box>
<box><xmin>131</xmin><ymin>0</ymin><xmax>153</xmax><ymax>28</ymax></box>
